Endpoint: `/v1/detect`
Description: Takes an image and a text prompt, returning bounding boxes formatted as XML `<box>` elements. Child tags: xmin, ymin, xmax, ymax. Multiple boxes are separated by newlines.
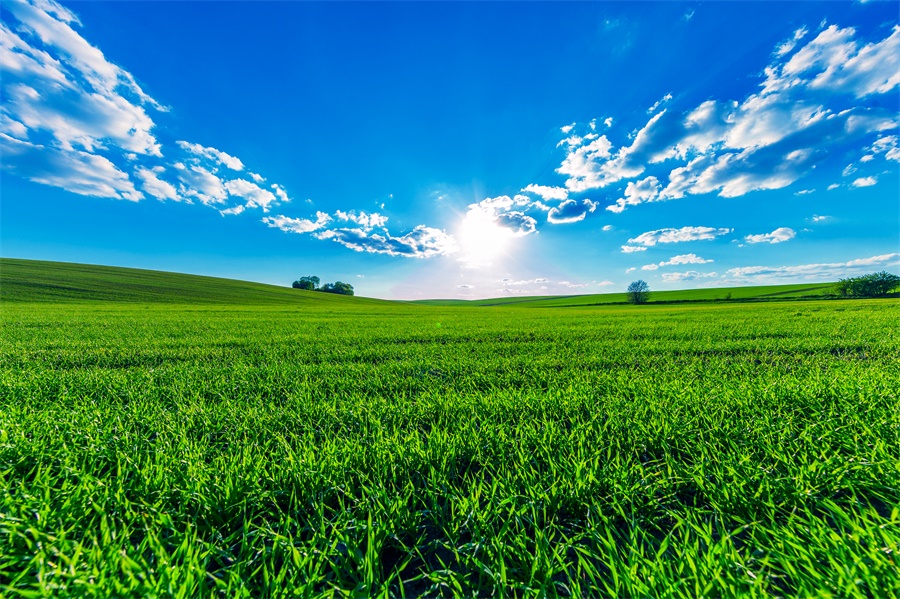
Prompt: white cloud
<box><xmin>621</xmin><ymin>245</ymin><xmax>648</xmax><ymax>253</ymax></box>
<box><xmin>851</xmin><ymin>176</ymin><xmax>877</xmax><ymax>187</ymax></box>
<box><xmin>827</xmin><ymin>183</ymin><xmax>841</xmax><ymax>190</ymax></box>
<box><xmin>642</xmin><ymin>253</ymin><xmax>713</xmax><ymax>271</ymax></box>
<box><xmin>334</xmin><ymin>210</ymin><xmax>389</xmax><ymax>229</ymax></box>
<box><xmin>521</xmin><ymin>184</ymin><xmax>568</xmax><ymax>201</ymax></box>
<box><xmin>1</xmin><ymin>133</ymin><xmax>143</xmax><ymax>200</ymax></box>
<box><xmin>465</xmin><ymin>195</ymin><xmax>540</xmax><ymax>237</ymax></box>
<box><xmin>604</xmin><ymin>117</ymin><xmax>614</xmax><ymax>128</ymax></box>
<box><xmin>249</xmin><ymin>172</ymin><xmax>265</xmax><ymax>183</ymax></box>
<box><xmin>607</xmin><ymin>175</ymin><xmax>661</xmax><ymax>213</ymax></box>
<box><xmin>176</xmin><ymin>141</ymin><xmax>244</xmax><ymax>171</ymax></box>
<box><xmin>0</xmin><ymin>3</ymin><xmax>163</xmax><ymax>157</ymax></box>
<box><xmin>648</xmin><ymin>93</ymin><xmax>672</xmax><ymax>113</ymax></box>
<box><xmin>224</xmin><ymin>179</ymin><xmax>278</xmax><ymax>212</ymax></box>
<box><xmin>547</xmin><ymin>199</ymin><xmax>597</xmax><ymax>224</ymax></box>
<box><xmin>744</xmin><ymin>227</ymin><xmax>796</xmax><ymax>244</ymax></box>
<box><xmin>560</xmin><ymin>123</ymin><xmax>575</xmax><ymax>134</ymax></box>
<box><xmin>794</xmin><ymin>188</ymin><xmax>815</xmax><ymax>196</ymax></box>
<box><xmin>317</xmin><ymin>225</ymin><xmax>457</xmax><ymax>258</ymax></box>
<box><xmin>775</xmin><ymin>27</ymin><xmax>809</xmax><ymax>57</ymax></box>
<box><xmin>262</xmin><ymin>212</ymin><xmax>331</xmax><ymax>234</ymax></box>
<box><xmin>500</xmin><ymin>277</ymin><xmax>550</xmax><ymax>286</ymax></box>
<box><xmin>174</xmin><ymin>163</ymin><xmax>228</xmax><ymax>205</ymax></box>
<box><xmin>602</xmin><ymin>225</ymin><xmax>613</xmax><ymax>232</ymax></box>
<box><xmin>271</xmin><ymin>183</ymin><xmax>290</xmax><ymax>203</ymax></box>
<box><xmin>547</xmin><ymin>23</ymin><xmax>900</xmax><ymax>205</ymax></box>
<box><xmin>556</xmin><ymin>136</ymin><xmax>615</xmax><ymax>192</ymax></box>
<box><xmin>597</xmin><ymin>280</ymin><xmax>615</xmax><ymax>286</ymax></box>
<box><xmin>726</xmin><ymin>253</ymin><xmax>900</xmax><ymax>281</ymax></box>
<box><xmin>628</xmin><ymin>226</ymin><xmax>732</xmax><ymax>246</ymax></box>
<box><xmin>661</xmin><ymin>253</ymin><xmax>713</xmax><ymax>266</ymax></box>
<box><xmin>810</xmin><ymin>214</ymin><xmax>830</xmax><ymax>222</ymax></box>
<box><xmin>662</xmin><ymin>271</ymin><xmax>719</xmax><ymax>282</ymax></box>
<box><xmin>134</xmin><ymin>166</ymin><xmax>179</xmax><ymax>201</ymax></box>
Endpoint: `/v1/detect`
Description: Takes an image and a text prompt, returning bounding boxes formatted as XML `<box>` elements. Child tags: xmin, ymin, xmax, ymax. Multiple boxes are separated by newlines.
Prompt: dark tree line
<box><xmin>834</xmin><ymin>271</ymin><xmax>899</xmax><ymax>298</ymax></box>
<box><xmin>292</xmin><ymin>276</ymin><xmax>354</xmax><ymax>296</ymax></box>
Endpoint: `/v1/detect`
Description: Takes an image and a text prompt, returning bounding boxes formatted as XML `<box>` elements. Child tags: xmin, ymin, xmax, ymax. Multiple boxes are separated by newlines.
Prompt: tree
<box><xmin>319</xmin><ymin>281</ymin><xmax>354</xmax><ymax>296</ymax></box>
<box><xmin>835</xmin><ymin>271</ymin><xmax>900</xmax><ymax>298</ymax></box>
<box><xmin>292</xmin><ymin>275</ymin><xmax>320</xmax><ymax>290</ymax></box>
<box><xmin>626</xmin><ymin>280</ymin><xmax>650</xmax><ymax>304</ymax></box>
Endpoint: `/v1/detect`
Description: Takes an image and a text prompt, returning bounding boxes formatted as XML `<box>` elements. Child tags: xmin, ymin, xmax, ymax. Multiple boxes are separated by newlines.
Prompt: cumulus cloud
<box><xmin>464</xmin><ymin>195</ymin><xmax>540</xmax><ymax>237</ymax></box>
<box><xmin>621</xmin><ymin>245</ymin><xmax>648</xmax><ymax>253</ymax></box>
<box><xmin>317</xmin><ymin>225</ymin><xmax>457</xmax><ymax>258</ymax></box>
<box><xmin>607</xmin><ymin>176</ymin><xmax>661</xmax><ymax>213</ymax></box>
<box><xmin>744</xmin><ymin>227</ymin><xmax>796</xmax><ymax>244</ymax></box>
<box><xmin>134</xmin><ymin>166</ymin><xmax>179</xmax><ymax>201</ymax></box>
<box><xmin>547</xmin><ymin>199</ymin><xmax>598</xmax><ymax>224</ymax></box>
<box><xmin>851</xmin><ymin>176</ymin><xmax>877</xmax><ymax>187</ymax></box>
<box><xmin>262</xmin><ymin>212</ymin><xmax>332</xmax><ymax>234</ymax></box>
<box><xmin>224</xmin><ymin>179</ymin><xmax>279</xmax><ymax>212</ymax></box>
<box><xmin>334</xmin><ymin>210</ymin><xmax>389</xmax><ymax>229</ymax></box>
<box><xmin>521</xmin><ymin>184</ymin><xmax>568</xmax><ymax>201</ymax></box>
<box><xmin>628</xmin><ymin>226</ymin><xmax>732</xmax><ymax>246</ymax></box>
<box><xmin>176</xmin><ymin>141</ymin><xmax>244</xmax><ymax>171</ymax></box>
<box><xmin>549</xmin><ymin>23</ymin><xmax>900</xmax><ymax>204</ymax></box>
<box><xmin>173</xmin><ymin>163</ymin><xmax>227</xmax><ymax>205</ymax></box>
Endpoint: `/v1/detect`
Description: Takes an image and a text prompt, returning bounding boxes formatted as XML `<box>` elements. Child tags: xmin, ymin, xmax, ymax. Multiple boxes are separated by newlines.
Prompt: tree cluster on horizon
<box><xmin>292</xmin><ymin>276</ymin><xmax>354</xmax><ymax>296</ymax></box>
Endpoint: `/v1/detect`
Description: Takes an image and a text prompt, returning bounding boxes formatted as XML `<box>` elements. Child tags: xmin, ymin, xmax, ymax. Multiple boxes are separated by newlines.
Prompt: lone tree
<box><xmin>292</xmin><ymin>276</ymin><xmax>320</xmax><ymax>290</ymax></box>
<box><xmin>626</xmin><ymin>280</ymin><xmax>650</xmax><ymax>304</ymax></box>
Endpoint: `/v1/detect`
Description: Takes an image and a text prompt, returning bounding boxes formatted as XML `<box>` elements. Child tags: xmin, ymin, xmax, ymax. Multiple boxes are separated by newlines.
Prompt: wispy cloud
<box><xmin>726</xmin><ymin>253</ymin><xmax>900</xmax><ymax>281</ymax></box>
<box><xmin>662</xmin><ymin>270</ymin><xmax>718</xmax><ymax>282</ymax></box>
<box><xmin>628</xmin><ymin>226</ymin><xmax>732</xmax><ymax>247</ymax></box>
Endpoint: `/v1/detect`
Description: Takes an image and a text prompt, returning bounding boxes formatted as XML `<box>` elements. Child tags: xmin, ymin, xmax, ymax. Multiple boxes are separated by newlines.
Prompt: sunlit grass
<box><xmin>1</xmin><ymin>262</ymin><xmax>898</xmax><ymax>597</ymax></box>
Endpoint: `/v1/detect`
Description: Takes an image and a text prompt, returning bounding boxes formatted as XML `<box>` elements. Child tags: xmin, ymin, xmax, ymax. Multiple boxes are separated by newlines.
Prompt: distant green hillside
<box><xmin>1</xmin><ymin>258</ymin><xmax>838</xmax><ymax>306</ymax></box>
<box><xmin>414</xmin><ymin>282</ymin><xmax>835</xmax><ymax>307</ymax></box>
<box><xmin>0</xmin><ymin>258</ymin><xmax>387</xmax><ymax>305</ymax></box>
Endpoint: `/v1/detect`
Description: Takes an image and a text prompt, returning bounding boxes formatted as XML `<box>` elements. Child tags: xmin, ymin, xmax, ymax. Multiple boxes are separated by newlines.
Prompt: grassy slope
<box><xmin>2</xmin><ymin>259</ymin><xmax>898</xmax><ymax>597</ymax></box>
<box><xmin>414</xmin><ymin>282</ymin><xmax>834</xmax><ymax>307</ymax></box>
<box><xmin>0</xmin><ymin>258</ymin><xmax>387</xmax><ymax>305</ymax></box>
<box><xmin>2</xmin><ymin>257</ymin><xmax>833</xmax><ymax>307</ymax></box>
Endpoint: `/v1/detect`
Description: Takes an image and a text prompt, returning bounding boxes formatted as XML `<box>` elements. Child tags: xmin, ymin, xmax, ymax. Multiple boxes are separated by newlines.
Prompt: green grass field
<box><xmin>1</xmin><ymin>259</ymin><xmax>898</xmax><ymax>597</ymax></box>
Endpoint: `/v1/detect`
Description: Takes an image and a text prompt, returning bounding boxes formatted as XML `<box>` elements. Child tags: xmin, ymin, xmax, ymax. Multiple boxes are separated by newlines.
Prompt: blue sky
<box><xmin>1</xmin><ymin>1</ymin><xmax>898</xmax><ymax>299</ymax></box>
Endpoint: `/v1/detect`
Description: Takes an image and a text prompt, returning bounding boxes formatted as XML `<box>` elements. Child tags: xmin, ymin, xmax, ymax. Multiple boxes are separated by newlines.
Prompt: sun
<box><xmin>458</xmin><ymin>209</ymin><xmax>513</xmax><ymax>265</ymax></box>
